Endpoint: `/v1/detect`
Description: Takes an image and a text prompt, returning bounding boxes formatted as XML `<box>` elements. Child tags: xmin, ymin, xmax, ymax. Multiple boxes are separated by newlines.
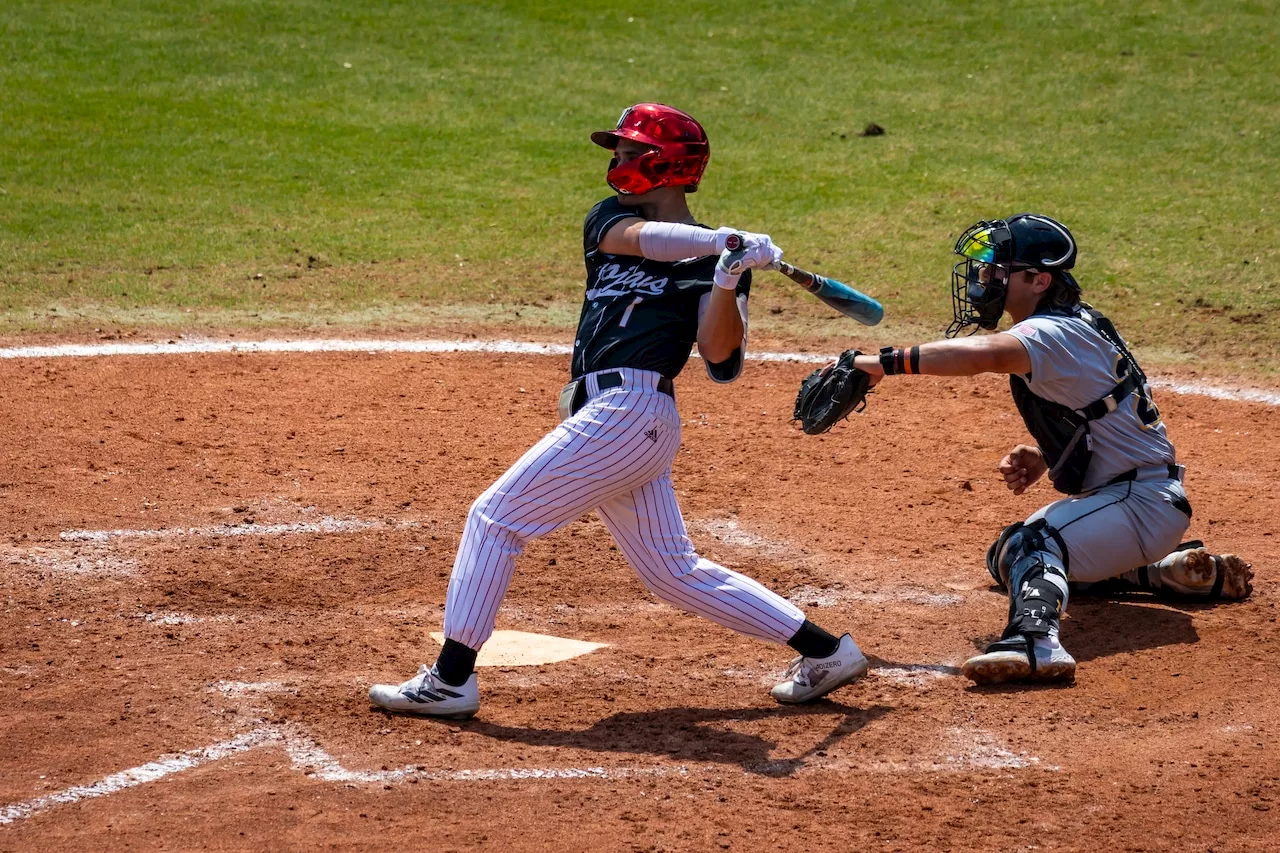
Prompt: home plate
<box><xmin>428</xmin><ymin>630</ymin><xmax>608</xmax><ymax>666</ymax></box>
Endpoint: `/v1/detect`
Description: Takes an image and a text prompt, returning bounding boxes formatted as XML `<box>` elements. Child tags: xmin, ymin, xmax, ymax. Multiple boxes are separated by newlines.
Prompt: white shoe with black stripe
<box><xmin>771</xmin><ymin>633</ymin><xmax>869</xmax><ymax>704</ymax></box>
<box><xmin>368</xmin><ymin>665</ymin><xmax>480</xmax><ymax>719</ymax></box>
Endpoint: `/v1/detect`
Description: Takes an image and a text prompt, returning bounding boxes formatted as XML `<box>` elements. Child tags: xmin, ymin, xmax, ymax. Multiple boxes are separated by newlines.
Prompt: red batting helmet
<box><xmin>590</xmin><ymin>103</ymin><xmax>710</xmax><ymax>195</ymax></box>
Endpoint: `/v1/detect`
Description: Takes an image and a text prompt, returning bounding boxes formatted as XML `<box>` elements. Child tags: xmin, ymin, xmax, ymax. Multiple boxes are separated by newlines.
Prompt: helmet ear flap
<box><xmin>606</xmin><ymin>149</ymin><xmax>659</xmax><ymax>195</ymax></box>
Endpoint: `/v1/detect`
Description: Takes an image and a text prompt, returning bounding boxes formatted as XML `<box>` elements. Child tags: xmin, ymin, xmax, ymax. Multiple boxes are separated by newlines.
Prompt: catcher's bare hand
<box><xmin>999</xmin><ymin>444</ymin><xmax>1047</xmax><ymax>495</ymax></box>
<box><xmin>852</xmin><ymin>352</ymin><xmax>885</xmax><ymax>387</ymax></box>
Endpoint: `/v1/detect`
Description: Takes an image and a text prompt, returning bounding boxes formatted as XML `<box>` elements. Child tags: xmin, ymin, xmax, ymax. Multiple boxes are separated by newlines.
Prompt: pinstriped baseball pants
<box><xmin>443</xmin><ymin>368</ymin><xmax>806</xmax><ymax>650</ymax></box>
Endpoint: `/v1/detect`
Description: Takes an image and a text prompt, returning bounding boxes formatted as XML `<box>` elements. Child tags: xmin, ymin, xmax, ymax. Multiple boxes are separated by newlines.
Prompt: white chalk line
<box><xmin>851</xmin><ymin>727</ymin><xmax>1055</xmax><ymax>773</ymax></box>
<box><xmin>721</xmin><ymin>659</ymin><xmax>961</xmax><ymax>691</ymax></box>
<box><xmin>0</xmin><ymin>729</ymin><xmax>271</xmax><ymax>826</ymax></box>
<box><xmin>1</xmin><ymin>675</ymin><xmax>1048</xmax><ymax>826</ymax></box>
<box><xmin>870</xmin><ymin>663</ymin><xmax>962</xmax><ymax>689</ymax></box>
<box><xmin>0</xmin><ymin>338</ymin><xmax>573</xmax><ymax>360</ymax></box>
<box><xmin>0</xmin><ymin>719</ymin><xmax>1048</xmax><ymax>826</ymax></box>
<box><xmin>0</xmin><ymin>337</ymin><xmax>1273</xmax><ymax>406</ymax></box>
<box><xmin>212</xmin><ymin>680</ymin><xmax>290</xmax><ymax>698</ymax></box>
<box><xmin>694</xmin><ymin>518</ymin><xmax>793</xmax><ymax>553</ymax></box>
<box><xmin>30</xmin><ymin>514</ymin><xmax>964</xmax><ymax>616</ymax></box>
<box><xmin>0</xmin><ymin>723</ymin><xmax>680</xmax><ymax>827</ymax></box>
<box><xmin>59</xmin><ymin>516</ymin><xmax>418</xmax><ymax>542</ymax></box>
<box><xmin>692</xmin><ymin>518</ymin><xmax>965</xmax><ymax>609</ymax></box>
<box><xmin>1149</xmin><ymin>378</ymin><xmax>1280</xmax><ymax>407</ymax></box>
<box><xmin>136</xmin><ymin>611</ymin><xmax>243</xmax><ymax>626</ymax></box>
<box><xmin>787</xmin><ymin>584</ymin><xmax>962</xmax><ymax>608</ymax></box>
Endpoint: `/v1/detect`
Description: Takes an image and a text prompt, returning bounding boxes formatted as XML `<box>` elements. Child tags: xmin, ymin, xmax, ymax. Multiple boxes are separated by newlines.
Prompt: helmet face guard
<box><xmin>948</xmin><ymin>220</ymin><xmax>1017</xmax><ymax>337</ymax></box>
<box><xmin>591</xmin><ymin>103</ymin><xmax>710</xmax><ymax>195</ymax></box>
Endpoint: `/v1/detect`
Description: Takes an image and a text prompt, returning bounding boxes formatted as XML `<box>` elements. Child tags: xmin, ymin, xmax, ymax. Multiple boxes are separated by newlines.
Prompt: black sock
<box><xmin>787</xmin><ymin>620</ymin><xmax>841</xmax><ymax>659</ymax></box>
<box><xmin>434</xmin><ymin>639</ymin><xmax>478</xmax><ymax>686</ymax></box>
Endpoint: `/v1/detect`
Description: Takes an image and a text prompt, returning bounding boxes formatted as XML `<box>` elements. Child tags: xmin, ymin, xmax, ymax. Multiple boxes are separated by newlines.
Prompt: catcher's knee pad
<box><xmin>986</xmin><ymin>522</ymin><xmax>1023</xmax><ymax>589</ymax></box>
<box><xmin>987</xmin><ymin>519</ymin><xmax>1070</xmax><ymax>591</ymax></box>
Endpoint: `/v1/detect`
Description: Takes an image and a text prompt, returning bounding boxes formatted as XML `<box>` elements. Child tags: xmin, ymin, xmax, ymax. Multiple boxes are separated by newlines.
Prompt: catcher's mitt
<box><xmin>792</xmin><ymin>349</ymin><xmax>872</xmax><ymax>435</ymax></box>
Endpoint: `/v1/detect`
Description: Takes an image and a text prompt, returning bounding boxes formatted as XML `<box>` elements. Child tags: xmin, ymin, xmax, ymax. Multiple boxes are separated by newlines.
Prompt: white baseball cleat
<box><xmin>962</xmin><ymin>634</ymin><xmax>1076</xmax><ymax>686</ymax></box>
<box><xmin>368</xmin><ymin>665</ymin><xmax>480</xmax><ymax>719</ymax></box>
<box><xmin>771</xmin><ymin>633</ymin><xmax>869</xmax><ymax>704</ymax></box>
<box><xmin>1161</xmin><ymin>548</ymin><xmax>1254</xmax><ymax>600</ymax></box>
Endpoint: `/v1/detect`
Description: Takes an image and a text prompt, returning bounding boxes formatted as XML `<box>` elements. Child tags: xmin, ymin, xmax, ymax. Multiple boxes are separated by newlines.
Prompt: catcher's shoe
<box><xmin>1160</xmin><ymin>548</ymin><xmax>1254</xmax><ymax>600</ymax></box>
<box><xmin>771</xmin><ymin>633</ymin><xmax>868</xmax><ymax>704</ymax></box>
<box><xmin>962</xmin><ymin>634</ymin><xmax>1076</xmax><ymax>686</ymax></box>
<box><xmin>368</xmin><ymin>665</ymin><xmax>480</xmax><ymax>719</ymax></box>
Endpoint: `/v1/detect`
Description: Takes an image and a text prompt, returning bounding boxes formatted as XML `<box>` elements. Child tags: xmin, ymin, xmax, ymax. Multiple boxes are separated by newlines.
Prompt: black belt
<box><xmin>1106</xmin><ymin>463</ymin><xmax>1182</xmax><ymax>486</ymax></box>
<box><xmin>570</xmin><ymin>371</ymin><xmax>674</xmax><ymax>416</ymax></box>
<box><xmin>1105</xmin><ymin>463</ymin><xmax>1192</xmax><ymax>518</ymax></box>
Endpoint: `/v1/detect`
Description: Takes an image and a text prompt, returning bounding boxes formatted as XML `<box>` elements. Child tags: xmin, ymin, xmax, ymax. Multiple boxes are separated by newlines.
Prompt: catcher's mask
<box><xmin>947</xmin><ymin>213</ymin><xmax>1078</xmax><ymax>337</ymax></box>
<box><xmin>590</xmin><ymin>103</ymin><xmax>709</xmax><ymax>195</ymax></box>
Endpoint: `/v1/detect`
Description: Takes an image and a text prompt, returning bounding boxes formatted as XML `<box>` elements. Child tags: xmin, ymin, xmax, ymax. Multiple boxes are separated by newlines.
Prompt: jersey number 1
<box><xmin>618</xmin><ymin>296</ymin><xmax>644</xmax><ymax>328</ymax></box>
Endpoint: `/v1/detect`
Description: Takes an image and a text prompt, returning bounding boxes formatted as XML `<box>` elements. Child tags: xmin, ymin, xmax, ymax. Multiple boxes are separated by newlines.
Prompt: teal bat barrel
<box><xmin>777</xmin><ymin>262</ymin><xmax>884</xmax><ymax>326</ymax></box>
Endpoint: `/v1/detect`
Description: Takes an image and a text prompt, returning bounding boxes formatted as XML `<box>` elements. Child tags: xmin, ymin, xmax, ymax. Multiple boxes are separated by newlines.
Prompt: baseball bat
<box><xmin>722</xmin><ymin>234</ymin><xmax>884</xmax><ymax>326</ymax></box>
<box><xmin>771</xmin><ymin>260</ymin><xmax>884</xmax><ymax>327</ymax></box>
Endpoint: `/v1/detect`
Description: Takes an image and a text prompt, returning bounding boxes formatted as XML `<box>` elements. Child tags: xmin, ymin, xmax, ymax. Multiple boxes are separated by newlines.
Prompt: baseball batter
<box><xmin>369</xmin><ymin>103</ymin><xmax>868</xmax><ymax>718</ymax></box>
<box><xmin>844</xmin><ymin>214</ymin><xmax>1252</xmax><ymax>685</ymax></box>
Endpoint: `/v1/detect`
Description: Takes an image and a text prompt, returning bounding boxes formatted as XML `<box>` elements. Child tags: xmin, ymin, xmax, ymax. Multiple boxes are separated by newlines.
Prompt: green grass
<box><xmin>2</xmin><ymin>0</ymin><xmax>1277</xmax><ymax>370</ymax></box>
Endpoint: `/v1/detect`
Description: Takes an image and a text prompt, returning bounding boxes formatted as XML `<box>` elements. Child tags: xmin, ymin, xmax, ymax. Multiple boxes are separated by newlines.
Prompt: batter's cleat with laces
<box><xmin>771</xmin><ymin>633</ymin><xmax>869</xmax><ymax>704</ymax></box>
<box><xmin>368</xmin><ymin>665</ymin><xmax>480</xmax><ymax>719</ymax></box>
<box><xmin>962</xmin><ymin>634</ymin><xmax>1076</xmax><ymax>686</ymax></box>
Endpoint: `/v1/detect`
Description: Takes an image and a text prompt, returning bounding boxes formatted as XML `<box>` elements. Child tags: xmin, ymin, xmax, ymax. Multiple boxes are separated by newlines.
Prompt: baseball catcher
<box><xmin>819</xmin><ymin>213</ymin><xmax>1252</xmax><ymax>686</ymax></box>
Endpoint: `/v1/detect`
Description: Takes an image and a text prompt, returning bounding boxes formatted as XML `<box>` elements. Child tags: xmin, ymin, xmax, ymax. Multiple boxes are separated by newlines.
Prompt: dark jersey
<box><xmin>571</xmin><ymin>197</ymin><xmax>750</xmax><ymax>380</ymax></box>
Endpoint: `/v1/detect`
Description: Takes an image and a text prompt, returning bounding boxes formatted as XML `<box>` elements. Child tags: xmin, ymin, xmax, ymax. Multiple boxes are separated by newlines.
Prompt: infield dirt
<box><xmin>1</xmin><ymin>345</ymin><xmax>1276</xmax><ymax>851</ymax></box>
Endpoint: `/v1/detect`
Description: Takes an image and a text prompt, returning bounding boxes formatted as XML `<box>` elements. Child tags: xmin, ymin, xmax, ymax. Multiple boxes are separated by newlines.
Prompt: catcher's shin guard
<box><xmin>1004</xmin><ymin>550</ymin><xmax>1070</xmax><ymax>643</ymax></box>
<box><xmin>962</xmin><ymin>550</ymin><xmax>1073</xmax><ymax>685</ymax></box>
<box><xmin>986</xmin><ymin>522</ymin><xmax>1023</xmax><ymax>589</ymax></box>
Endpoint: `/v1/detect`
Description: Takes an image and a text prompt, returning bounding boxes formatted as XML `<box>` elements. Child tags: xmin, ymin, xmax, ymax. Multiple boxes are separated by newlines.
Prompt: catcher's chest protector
<box><xmin>1010</xmin><ymin>306</ymin><xmax>1146</xmax><ymax>495</ymax></box>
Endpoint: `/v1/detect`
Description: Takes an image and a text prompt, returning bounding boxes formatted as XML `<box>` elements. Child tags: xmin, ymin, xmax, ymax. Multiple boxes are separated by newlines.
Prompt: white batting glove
<box><xmin>733</xmin><ymin>235</ymin><xmax>783</xmax><ymax>272</ymax></box>
<box><xmin>713</xmin><ymin>227</ymin><xmax>772</xmax><ymax>254</ymax></box>
<box><xmin>750</xmin><ymin>236</ymin><xmax>784</xmax><ymax>269</ymax></box>
<box><xmin>713</xmin><ymin>226</ymin><xmax>740</xmax><ymax>253</ymax></box>
<box><xmin>714</xmin><ymin>248</ymin><xmax>744</xmax><ymax>290</ymax></box>
<box><xmin>714</xmin><ymin>236</ymin><xmax>784</xmax><ymax>289</ymax></box>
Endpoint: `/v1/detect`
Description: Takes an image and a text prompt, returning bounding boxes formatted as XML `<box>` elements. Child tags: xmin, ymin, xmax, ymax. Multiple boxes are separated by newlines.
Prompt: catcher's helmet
<box><xmin>591</xmin><ymin>103</ymin><xmax>710</xmax><ymax>195</ymax></box>
<box><xmin>947</xmin><ymin>213</ymin><xmax>1078</xmax><ymax>337</ymax></box>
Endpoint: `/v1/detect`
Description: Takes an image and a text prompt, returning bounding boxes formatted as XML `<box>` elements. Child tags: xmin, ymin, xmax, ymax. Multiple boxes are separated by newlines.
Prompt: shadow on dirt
<box><xmin>460</xmin><ymin>701</ymin><xmax>894</xmax><ymax>777</ymax></box>
<box><xmin>1066</xmin><ymin>598</ymin><xmax>1201</xmax><ymax>662</ymax></box>
<box><xmin>968</xmin><ymin>598</ymin><xmax>1200</xmax><ymax>665</ymax></box>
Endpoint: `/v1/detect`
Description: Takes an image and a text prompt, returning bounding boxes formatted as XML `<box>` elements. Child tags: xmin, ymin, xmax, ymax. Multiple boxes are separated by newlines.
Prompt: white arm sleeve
<box><xmin>638</xmin><ymin>221</ymin><xmax>731</xmax><ymax>262</ymax></box>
